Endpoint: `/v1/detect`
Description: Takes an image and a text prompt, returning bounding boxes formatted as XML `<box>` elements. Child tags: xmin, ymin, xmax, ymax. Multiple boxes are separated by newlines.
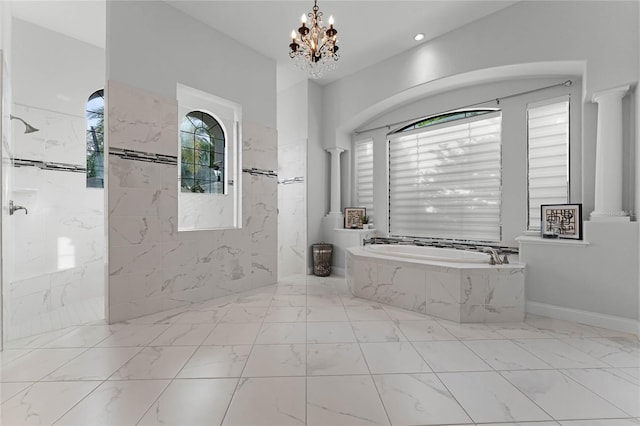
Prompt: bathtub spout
<box><xmin>482</xmin><ymin>247</ymin><xmax>502</xmax><ymax>265</ymax></box>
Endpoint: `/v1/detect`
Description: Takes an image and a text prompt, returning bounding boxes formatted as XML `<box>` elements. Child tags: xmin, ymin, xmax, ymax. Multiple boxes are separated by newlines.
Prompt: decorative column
<box><xmin>591</xmin><ymin>85</ymin><xmax>630</xmax><ymax>221</ymax></box>
<box><xmin>327</xmin><ymin>147</ymin><xmax>344</xmax><ymax>215</ymax></box>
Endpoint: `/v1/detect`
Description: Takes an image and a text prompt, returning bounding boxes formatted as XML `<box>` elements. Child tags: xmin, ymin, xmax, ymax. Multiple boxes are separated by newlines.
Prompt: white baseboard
<box><xmin>526</xmin><ymin>301</ymin><xmax>640</xmax><ymax>336</ymax></box>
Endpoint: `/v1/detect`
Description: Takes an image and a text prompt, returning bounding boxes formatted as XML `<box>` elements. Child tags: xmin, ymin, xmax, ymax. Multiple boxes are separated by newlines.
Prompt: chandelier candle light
<box><xmin>289</xmin><ymin>0</ymin><xmax>339</xmax><ymax>79</ymax></box>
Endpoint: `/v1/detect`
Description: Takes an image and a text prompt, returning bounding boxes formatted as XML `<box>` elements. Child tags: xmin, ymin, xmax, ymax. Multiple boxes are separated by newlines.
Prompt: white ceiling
<box><xmin>10</xmin><ymin>0</ymin><xmax>519</xmax><ymax>85</ymax></box>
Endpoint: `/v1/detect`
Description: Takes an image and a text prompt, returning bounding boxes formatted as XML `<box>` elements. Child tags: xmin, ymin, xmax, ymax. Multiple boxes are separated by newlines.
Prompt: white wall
<box><xmin>354</xmin><ymin>77</ymin><xmax>582</xmax><ymax>246</ymax></box>
<box><xmin>277</xmin><ymin>80</ymin><xmax>308</xmax><ymax>278</ymax></box>
<box><xmin>106</xmin><ymin>1</ymin><xmax>278</xmax><ymax>321</ymax></box>
<box><xmin>108</xmin><ymin>1</ymin><xmax>275</xmax><ymax>128</ymax></box>
<box><xmin>307</xmin><ymin>80</ymin><xmax>329</xmax><ymax>272</ymax></box>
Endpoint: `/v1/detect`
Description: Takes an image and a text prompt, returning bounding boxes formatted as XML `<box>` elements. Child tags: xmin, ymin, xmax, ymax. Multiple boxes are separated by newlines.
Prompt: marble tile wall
<box><xmin>277</xmin><ymin>138</ymin><xmax>306</xmax><ymax>278</ymax></box>
<box><xmin>346</xmin><ymin>249</ymin><xmax>524</xmax><ymax>323</ymax></box>
<box><xmin>107</xmin><ymin>80</ymin><xmax>277</xmax><ymax>323</ymax></box>
<box><xmin>4</xmin><ymin>104</ymin><xmax>105</xmax><ymax>340</ymax></box>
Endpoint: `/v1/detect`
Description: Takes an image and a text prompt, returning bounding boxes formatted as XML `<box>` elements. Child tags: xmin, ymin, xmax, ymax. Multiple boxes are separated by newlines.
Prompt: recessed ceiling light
<box><xmin>414</xmin><ymin>33</ymin><xmax>425</xmax><ymax>41</ymax></box>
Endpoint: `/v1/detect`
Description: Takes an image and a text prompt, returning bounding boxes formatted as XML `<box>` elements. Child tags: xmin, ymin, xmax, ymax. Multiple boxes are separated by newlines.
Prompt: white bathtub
<box><xmin>365</xmin><ymin>244</ymin><xmax>489</xmax><ymax>264</ymax></box>
<box><xmin>346</xmin><ymin>245</ymin><xmax>525</xmax><ymax>323</ymax></box>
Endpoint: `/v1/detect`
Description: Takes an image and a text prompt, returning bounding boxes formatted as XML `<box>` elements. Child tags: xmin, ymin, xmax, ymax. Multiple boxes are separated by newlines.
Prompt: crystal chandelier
<box><xmin>288</xmin><ymin>0</ymin><xmax>339</xmax><ymax>79</ymax></box>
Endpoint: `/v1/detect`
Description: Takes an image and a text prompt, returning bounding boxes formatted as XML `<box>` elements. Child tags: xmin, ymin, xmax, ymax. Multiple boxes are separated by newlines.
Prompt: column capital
<box><xmin>326</xmin><ymin>147</ymin><xmax>345</xmax><ymax>155</ymax></box>
<box><xmin>592</xmin><ymin>85</ymin><xmax>630</xmax><ymax>103</ymax></box>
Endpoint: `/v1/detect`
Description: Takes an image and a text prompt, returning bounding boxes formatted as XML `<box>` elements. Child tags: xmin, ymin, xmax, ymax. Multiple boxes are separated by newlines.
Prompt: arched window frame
<box><xmin>179</xmin><ymin>110</ymin><xmax>227</xmax><ymax>194</ymax></box>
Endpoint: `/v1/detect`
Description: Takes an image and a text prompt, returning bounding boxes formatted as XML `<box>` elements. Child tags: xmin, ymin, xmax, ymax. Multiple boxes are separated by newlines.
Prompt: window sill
<box><xmin>515</xmin><ymin>235</ymin><xmax>590</xmax><ymax>247</ymax></box>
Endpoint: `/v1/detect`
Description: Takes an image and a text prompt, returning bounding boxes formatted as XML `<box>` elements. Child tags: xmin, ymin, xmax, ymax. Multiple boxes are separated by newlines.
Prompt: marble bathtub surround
<box><xmin>107</xmin><ymin>80</ymin><xmax>277</xmax><ymax>322</ymax></box>
<box><xmin>346</xmin><ymin>246</ymin><xmax>525</xmax><ymax>323</ymax></box>
<box><xmin>2</xmin><ymin>275</ymin><xmax>639</xmax><ymax>426</ymax></box>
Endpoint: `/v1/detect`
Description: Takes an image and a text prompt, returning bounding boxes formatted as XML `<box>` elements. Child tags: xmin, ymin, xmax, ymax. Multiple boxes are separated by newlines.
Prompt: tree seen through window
<box><xmin>180</xmin><ymin>111</ymin><xmax>225</xmax><ymax>194</ymax></box>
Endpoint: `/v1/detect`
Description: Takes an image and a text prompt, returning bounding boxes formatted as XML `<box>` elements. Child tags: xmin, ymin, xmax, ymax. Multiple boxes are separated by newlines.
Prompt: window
<box><xmin>86</xmin><ymin>89</ymin><xmax>104</xmax><ymax>188</ymax></box>
<box><xmin>388</xmin><ymin>110</ymin><xmax>502</xmax><ymax>241</ymax></box>
<box><xmin>527</xmin><ymin>98</ymin><xmax>569</xmax><ymax>230</ymax></box>
<box><xmin>180</xmin><ymin>111</ymin><xmax>226</xmax><ymax>194</ymax></box>
<box><xmin>355</xmin><ymin>139</ymin><xmax>374</xmax><ymax>220</ymax></box>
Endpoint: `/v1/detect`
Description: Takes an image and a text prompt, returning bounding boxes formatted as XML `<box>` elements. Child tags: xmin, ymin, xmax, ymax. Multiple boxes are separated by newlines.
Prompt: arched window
<box><xmin>180</xmin><ymin>110</ymin><xmax>226</xmax><ymax>194</ymax></box>
<box><xmin>86</xmin><ymin>89</ymin><xmax>104</xmax><ymax>188</ymax></box>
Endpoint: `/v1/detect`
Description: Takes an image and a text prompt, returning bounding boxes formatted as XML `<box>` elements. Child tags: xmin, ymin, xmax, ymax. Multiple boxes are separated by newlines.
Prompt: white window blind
<box><xmin>355</xmin><ymin>139</ymin><xmax>374</xmax><ymax>219</ymax></box>
<box><xmin>389</xmin><ymin>112</ymin><xmax>502</xmax><ymax>241</ymax></box>
<box><xmin>527</xmin><ymin>98</ymin><xmax>569</xmax><ymax>230</ymax></box>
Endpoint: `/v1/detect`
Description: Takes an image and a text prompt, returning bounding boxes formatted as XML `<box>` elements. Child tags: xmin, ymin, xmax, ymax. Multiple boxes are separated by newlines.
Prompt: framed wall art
<box><xmin>540</xmin><ymin>203</ymin><xmax>583</xmax><ymax>240</ymax></box>
<box><xmin>344</xmin><ymin>207</ymin><xmax>366</xmax><ymax>229</ymax></box>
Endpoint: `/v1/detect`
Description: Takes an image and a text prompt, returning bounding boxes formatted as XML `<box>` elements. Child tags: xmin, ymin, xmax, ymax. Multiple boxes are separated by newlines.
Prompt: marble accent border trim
<box><xmin>526</xmin><ymin>301</ymin><xmax>640</xmax><ymax>336</ymax></box>
<box><xmin>278</xmin><ymin>176</ymin><xmax>304</xmax><ymax>185</ymax></box>
<box><xmin>109</xmin><ymin>147</ymin><xmax>178</xmax><ymax>165</ymax></box>
<box><xmin>12</xmin><ymin>158</ymin><xmax>87</xmax><ymax>173</ymax></box>
<box><xmin>243</xmin><ymin>167</ymin><xmax>277</xmax><ymax>178</ymax></box>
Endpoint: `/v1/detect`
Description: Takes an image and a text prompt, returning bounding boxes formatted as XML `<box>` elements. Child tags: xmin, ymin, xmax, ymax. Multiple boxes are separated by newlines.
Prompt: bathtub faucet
<box><xmin>482</xmin><ymin>247</ymin><xmax>502</xmax><ymax>265</ymax></box>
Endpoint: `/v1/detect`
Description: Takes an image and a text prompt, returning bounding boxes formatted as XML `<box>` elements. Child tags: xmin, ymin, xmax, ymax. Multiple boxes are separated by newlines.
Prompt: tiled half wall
<box><xmin>107</xmin><ymin>80</ymin><xmax>277</xmax><ymax>322</ymax></box>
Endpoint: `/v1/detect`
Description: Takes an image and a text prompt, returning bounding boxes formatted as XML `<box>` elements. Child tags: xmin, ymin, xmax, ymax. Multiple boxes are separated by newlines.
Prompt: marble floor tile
<box><xmin>490</xmin><ymin>322</ymin><xmax>556</xmax><ymax>339</ymax></box>
<box><xmin>438</xmin><ymin>321</ymin><xmax>507</xmax><ymax>340</ymax></box>
<box><xmin>203</xmin><ymin>323</ymin><xmax>261</xmax><ymax>345</ymax></box>
<box><xmin>413</xmin><ymin>341</ymin><xmax>492</xmax><ymax>372</ymax></box>
<box><xmin>306</xmin><ymin>321</ymin><xmax>357</xmax><ymax>343</ymax></box>
<box><xmin>0</xmin><ymin>349</ymin><xmax>32</xmax><ymax>365</ymax></box>
<box><xmin>0</xmin><ymin>381</ymin><xmax>100</xmax><ymax>426</ymax></box>
<box><xmin>524</xmin><ymin>316</ymin><xmax>623</xmax><ymax>339</ymax></box>
<box><xmin>360</xmin><ymin>342</ymin><xmax>432</xmax><ymax>374</ymax></box>
<box><xmin>438</xmin><ymin>371</ymin><xmax>552</xmax><ymax>423</ymax></box>
<box><xmin>307</xmin><ymin>375</ymin><xmax>390</xmax><ymax>425</ymax></box>
<box><xmin>43</xmin><ymin>325</ymin><xmax>121</xmax><ymax>348</ymax></box>
<box><xmin>263</xmin><ymin>306</ymin><xmax>307</xmax><ymax>322</ymax></box>
<box><xmin>125</xmin><ymin>307</ymin><xmax>186</xmax><ymax>325</ymax></box>
<box><xmin>616</xmin><ymin>367</ymin><xmax>640</xmax><ymax>384</ymax></box>
<box><xmin>345</xmin><ymin>305</ymin><xmax>392</xmax><ymax>321</ymax></box>
<box><xmin>219</xmin><ymin>306</ymin><xmax>268</xmax><ymax>323</ymax></box>
<box><xmin>464</xmin><ymin>339</ymin><xmax>553</xmax><ymax>370</ymax></box>
<box><xmin>138</xmin><ymin>378</ymin><xmax>238</xmax><ymax>426</ymax></box>
<box><xmin>274</xmin><ymin>284</ymin><xmax>307</xmax><ymax>295</ymax></box>
<box><xmin>54</xmin><ymin>379</ymin><xmax>169</xmax><ymax>426</ymax></box>
<box><xmin>43</xmin><ymin>347</ymin><xmax>141</xmax><ymax>381</ymax></box>
<box><xmin>5</xmin><ymin>327</ymin><xmax>80</xmax><ymax>349</ymax></box>
<box><xmin>306</xmin><ymin>343</ymin><xmax>369</xmax><ymax>375</ymax></box>
<box><xmin>177</xmin><ymin>345</ymin><xmax>251</xmax><ymax>378</ymax></box>
<box><xmin>340</xmin><ymin>295</ymin><xmax>381</xmax><ymax>308</ymax></box>
<box><xmin>242</xmin><ymin>344</ymin><xmax>306</xmax><ymax>377</ymax></box>
<box><xmin>351</xmin><ymin>320</ymin><xmax>406</xmax><ymax>343</ymax></box>
<box><xmin>255</xmin><ymin>322</ymin><xmax>306</xmax><ymax>344</ymax></box>
<box><xmin>1</xmin><ymin>348</ymin><xmax>87</xmax><ymax>382</ymax></box>
<box><xmin>108</xmin><ymin>346</ymin><xmax>197</xmax><ymax>380</ymax></box>
<box><xmin>96</xmin><ymin>324</ymin><xmax>169</xmax><ymax>347</ymax></box>
<box><xmin>381</xmin><ymin>304</ymin><xmax>432</xmax><ymax>321</ymax></box>
<box><xmin>559</xmin><ymin>419</ymin><xmax>640</xmax><ymax>426</ymax></box>
<box><xmin>270</xmin><ymin>295</ymin><xmax>307</xmax><ymax>307</ymax></box>
<box><xmin>223</xmin><ymin>377</ymin><xmax>306</xmax><ymax>425</ymax></box>
<box><xmin>562</xmin><ymin>337</ymin><xmax>640</xmax><ymax>367</ymax></box>
<box><xmin>149</xmin><ymin>324</ymin><xmax>216</xmax><ymax>346</ymax></box>
<box><xmin>561</xmin><ymin>368</ymin><xmax>640</xmax><ymax>416</ymax></box>
<box><xmin>514</xmin><ymin>338</ymin><xmax>607</xmax><ymax>368</ymax></box>
<box><xmin>373</xmin><ymin>373</ymin><xmax>472</xmax><ymax>425</ymax></box>
<box><xmin>502</xmin><ymin>369</ymin><xmax>628</xmax><ymax>420</ymax></box>
<box><xmin>307</xmin><ymin>294</ymin><xmax>343</xmax><ymax>306</ymax></box>
<box><xmin>397</xmin><ymin>320</ymin><xmax>457</xmax><ymax>341</ymax></box>
<box><xmin>170</xmin><ymin>309</ymin><xmax>226</xmax><ymax>324</ymax></box>
<box><xmin>306</xmin><ymin>306</ymin><xmax>349</xmax><ymax>322</ymax></box>
<box><xmin>0</xmin><ymin>382</ymin><xmax>32</xmax><ymax>403</ymax></box>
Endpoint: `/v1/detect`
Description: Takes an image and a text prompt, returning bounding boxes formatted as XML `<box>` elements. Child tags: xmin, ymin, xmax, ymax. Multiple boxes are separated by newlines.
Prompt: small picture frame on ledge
<box><xmin>540</xmin><ymin>203</ymin><xmax>583</xmax><ymax>240</ymax></box>
<box><xmin>344</xmin><ymin>207</ymin><xmax>366</xmax><ymax>229</ymax></box>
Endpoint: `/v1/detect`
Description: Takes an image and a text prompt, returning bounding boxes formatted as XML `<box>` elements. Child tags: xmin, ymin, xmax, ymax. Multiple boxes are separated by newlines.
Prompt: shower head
<box><xmin>10</xmin><ymin>114</ymin><xmax>39</xmax><ymax>134</ymax></box>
